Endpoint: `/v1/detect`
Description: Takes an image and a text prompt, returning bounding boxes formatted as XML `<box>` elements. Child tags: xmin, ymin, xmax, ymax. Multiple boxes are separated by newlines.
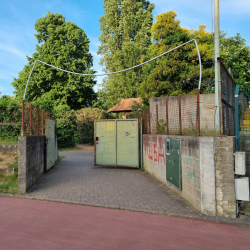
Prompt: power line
<box><xmin>24</xmin><ymin>39</ymin><xmax>202</xmax><ymax>100</ymax></box>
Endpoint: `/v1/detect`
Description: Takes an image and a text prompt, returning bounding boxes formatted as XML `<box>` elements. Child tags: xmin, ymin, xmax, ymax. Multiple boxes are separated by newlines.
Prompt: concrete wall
<box><xmin>215</xmin><ymin>137</ymin><xmax>236</xmax><ymax>217</ymax></box>
<box><xmin>18</xmin><ymin>136</ymin><xmax>45</xmax><ymax>194</ymax></box>
<box><xmin>150</xmin><ymin>94</ymin><xmax>215</xmax><ymax>134</ymax></box>
<box><xmin>143</xmin><ymin>135</ymin><xmax>236</xmax><ymax>218</ymax></box>
<box><xmin>0</xmin><ymin>144</ymin><xmax>18</xmax><ymax>154</ymax></box>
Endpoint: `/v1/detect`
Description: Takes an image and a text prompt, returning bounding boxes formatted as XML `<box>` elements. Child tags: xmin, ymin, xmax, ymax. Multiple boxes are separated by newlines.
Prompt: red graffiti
<box><xmin>158</xmin><ymin>137</ymin><xmax>166</xmax><ymax>164</ymax></box>
<box><xmin>144</xmin><ymin>136</ymin><xmax>165</xmax><ymax>164</ymax></box>
<box><xmin>154</xmin><ymin>137</ymin><xmax>157</xmax><ymax>161</ymax></box>
<box><xmin>149</xmin><ymin>137</ymin><xmax>153</xmax><ymax>159</ymax></box>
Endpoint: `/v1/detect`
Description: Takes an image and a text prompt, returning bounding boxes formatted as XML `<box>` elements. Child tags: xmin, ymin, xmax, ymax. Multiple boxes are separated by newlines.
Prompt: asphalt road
<box><xmin>1</xmin><ymin>196</ymin><xmax>250</xmax><ymax>250</ymax></box>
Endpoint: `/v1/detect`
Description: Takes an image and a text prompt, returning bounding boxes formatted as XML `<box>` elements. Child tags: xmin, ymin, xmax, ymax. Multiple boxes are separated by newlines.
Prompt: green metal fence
<box><xmin>235</xmin><ymin>86</ymin><xmax>250</xmax><ymax>176</ymax></box>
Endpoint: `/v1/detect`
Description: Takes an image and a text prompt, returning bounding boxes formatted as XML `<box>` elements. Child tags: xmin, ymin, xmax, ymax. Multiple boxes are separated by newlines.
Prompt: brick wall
<box><xmin>18</xmin><ymin>136</ymin><xmax>45</xmax><ymax>194</ymax></box>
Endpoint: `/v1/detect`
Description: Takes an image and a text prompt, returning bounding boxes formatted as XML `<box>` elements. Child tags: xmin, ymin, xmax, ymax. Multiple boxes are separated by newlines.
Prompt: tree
<box><xmin>137</xmin><ymin>11</ymin><xmax>214</xmax><ymax>104</ymax></box>
<box><xmin>12</xmin><ymin>12</ymin><xmax>96</xmax><ymax>110</ymax></box>
<box><xmin>220</xmin><ymin>34</ymin><xmax>250</xmax><ymax>86</ymax></box>
<box><xmin>98</xmin><ymin>0</ymin><xmax>154</xmax><ymax>108</ymax></box>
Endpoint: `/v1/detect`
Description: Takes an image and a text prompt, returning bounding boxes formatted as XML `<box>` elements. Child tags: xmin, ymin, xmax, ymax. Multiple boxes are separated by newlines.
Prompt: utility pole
<box><xmin>214</xmin><ymin>0</ymin><xmax>221</xmax><ymax>131</ymax></box>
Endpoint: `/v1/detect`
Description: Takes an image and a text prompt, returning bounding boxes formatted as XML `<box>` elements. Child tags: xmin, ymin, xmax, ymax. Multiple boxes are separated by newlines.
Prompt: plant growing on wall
<box><xmin>157</xmin><ymin>119</ymin><xmax>167</xmax><ymax>134</ymax></box>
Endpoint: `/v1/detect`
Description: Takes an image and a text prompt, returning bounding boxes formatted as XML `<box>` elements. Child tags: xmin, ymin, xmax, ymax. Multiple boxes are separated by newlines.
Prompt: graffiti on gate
<box><xmin>144</xmin><ymin>136</ymin><xmax>165</xmax><ymax>164</ymax></box>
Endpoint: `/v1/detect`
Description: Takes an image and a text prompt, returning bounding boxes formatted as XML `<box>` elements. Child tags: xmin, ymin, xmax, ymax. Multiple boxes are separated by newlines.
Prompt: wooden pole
<box><xmin>179</xmin><ymin>96</ymin><xmax>182</xmax><ymax>135</ymax></box>
<box><xmin>22</xmin><ymin>100</ymin><xmax>24</xmax><ymax>136</ymax></box>
<box><xmin>30</xmin><ymin>104</ymin><xmax>32</xmax><ymax>136</ymax></box>
<box><xmin>42</xmin><ymin>110</ymin><xmax>44</xmax><ymax>135</ymax></box>
<box><xmin>148</xmin><ymin>108</ymin><xmax>151</xmax><ymax>134</ymax></box>
<box><xmin>37</xmin><ymin>106</ymin><xmax>39</xmax><ymax>135</ymax></box>
<box><xmin>197</xmin><ymin>89</ymin><xmax>200</xmax><ymax>136</ymax></box>
<box><xmin>166</xmin><ymin>100</ymin><xmax>169</xmax><ymax>135</ymax></box>
<box><xmin>156</xmin><ymin>104</ymin><xmax>158</xmax><ymax>134</ymax></box>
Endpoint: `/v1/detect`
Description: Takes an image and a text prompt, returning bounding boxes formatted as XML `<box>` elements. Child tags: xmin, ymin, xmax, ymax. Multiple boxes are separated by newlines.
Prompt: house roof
<box><xmin>107</xmin><ymin>98</ymin><xmax>141</xmax><ymax>113</ymax></box>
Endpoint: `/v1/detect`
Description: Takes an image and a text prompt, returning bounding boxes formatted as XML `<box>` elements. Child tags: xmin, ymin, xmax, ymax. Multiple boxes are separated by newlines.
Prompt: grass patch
<box><xmin>200</xmin><ymin>129</ymin><xmax>220</xmax><ymax>136</ymax></box>
<box><xmin>0</xmin><ymin>158</ymin><xmax>3</xmax><ymax>162</ymax></box>
<box><xmin>59</xmin><ymin>156</ymin><xmax>65</xmax><ymax>161</ymax></box>
<box><xmin>157</xmin><ymin>128</ymin><xmax>220</xmax><ymax>136</ymax></box>
<box><xmin>0</xmin><ymin>156</ymin><xmax>18</xmax><ymax>194</ymax></box>
<box><xmin>0</xmin><ymin>138</ymin><xmax>18</xmax><ymax>145</ymax></box>
<box><xmin>58</xmin><ymin>146</ymin><xmax>82</xmax><ymax>151</ymax></box>
<box><xmin>241</xmin><ymin>204</ymin><xmax>248</xmax><ymax>211</ymax></box>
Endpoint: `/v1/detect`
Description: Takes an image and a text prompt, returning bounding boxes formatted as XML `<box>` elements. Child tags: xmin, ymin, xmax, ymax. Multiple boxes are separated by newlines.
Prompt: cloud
<box><xmin>0</xmin><ymin>70</ymin><xmax>17</xmax><ymax>80</ymax></box>
<box><xmin>90</xmin><ymin>50</ymin><xmax>101</xmax><ymax>60</ymax></box>
<box><xmin>0</xmin><ymin>43</ymin><xmax>26</xmax><ymax>58</ymax></box>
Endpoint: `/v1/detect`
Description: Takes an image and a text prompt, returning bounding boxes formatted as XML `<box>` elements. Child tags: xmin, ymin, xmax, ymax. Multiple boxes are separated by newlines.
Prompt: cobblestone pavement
<box><xmin>27</xmin><ymin>149</ymin><xmax>198</xmax><ymax>216</ymax></box>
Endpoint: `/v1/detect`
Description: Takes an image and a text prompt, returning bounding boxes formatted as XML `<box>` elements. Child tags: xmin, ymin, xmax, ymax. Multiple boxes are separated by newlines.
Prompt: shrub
<box><xmin>0</xmin><ymin>95</ymin><xmax>22</xmax><ymax>140</ymax></box>
<box><xmin>75</xmin><ymin>108</ymin><xmax>112</xmax><ymax>144</ymax></box>
<box><xmin>54</xmin><ymin>105</ymin><xmax>76</xmax><ymax>149</ymax></box>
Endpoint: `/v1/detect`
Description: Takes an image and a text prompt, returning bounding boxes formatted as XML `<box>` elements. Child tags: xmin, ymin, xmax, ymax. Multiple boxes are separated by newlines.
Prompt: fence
<box><xmin>235</xmin><ymin>86</ymin><xmax>250</xmax><ymax>176</ymax></box>
<box><xmin>133</xmin><ymin>91</ymin><xmax>201</xmax><ymax>136</ymax></box>
<box><xmin>219</xmin><ymin>58</ymin><xmax>236</xmax><ymax>136</ymax></box>
<box><xmin>0</xmin><ymin>100</ymin><xmax>53</xmax><ymax>137</ymax></box>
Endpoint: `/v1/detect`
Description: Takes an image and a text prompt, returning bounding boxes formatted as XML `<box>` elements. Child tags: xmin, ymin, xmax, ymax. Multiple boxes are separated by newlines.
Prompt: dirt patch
<box><xmin>0</xmin><ymin>152</ymin><xmax>17</xmax><ymax>169</ymax></box>
<box><xmin>76</xmin><ymin>144</ymin><xmax>94</xmax><ymax>150</ymax></box>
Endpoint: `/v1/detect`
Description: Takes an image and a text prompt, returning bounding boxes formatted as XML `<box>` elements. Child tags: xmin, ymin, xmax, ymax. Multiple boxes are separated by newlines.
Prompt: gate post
<box><xmin>235</xmin><ymin>85</ymin><xmax>240</xmax><ymax>150</ymax></box>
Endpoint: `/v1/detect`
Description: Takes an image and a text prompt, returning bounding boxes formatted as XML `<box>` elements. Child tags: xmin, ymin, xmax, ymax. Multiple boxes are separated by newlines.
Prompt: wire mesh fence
<box><xmin>237</xmin><ymin>87</ymin><xmax>250</xmax><ymax>176</ymax></box>
<box><xmin>0</xmin><ymin>101</ymin><xmax>22</xmax><ymax>140</ymax></box>
<box><xmin>0</xmin><ymin>100</ymin><xmax>52</xmax><ymax>138</ymax></box>
<box><xmin>133</xmin><ymin>92</ymin><xmax>200</xmax><ymax>136</ymax></box>
<box><xmin>75</xmin><ymin>123</ymin><xmax>94</xmax><ymax>145</ymax></box>
<box><xmin>219</xmin><ymin>58</ymin><xmax>236</xmax><ymax>136</ymax></box>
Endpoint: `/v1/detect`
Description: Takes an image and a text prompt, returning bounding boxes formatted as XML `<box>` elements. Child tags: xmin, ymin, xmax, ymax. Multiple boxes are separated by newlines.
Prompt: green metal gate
<box><xmin>46</xmin><ymin>118</ymin><xmax>56</xmax><ymax>171</ymax></box>
<box><xmin>95</xmin><ymin>119</ymin><xmax>139</xmax><ymax>168</ymax></box>
<box><xmin>165</xmin><ymin>139</ymin><xmax>181</xmax><ymax>189</ymax></box>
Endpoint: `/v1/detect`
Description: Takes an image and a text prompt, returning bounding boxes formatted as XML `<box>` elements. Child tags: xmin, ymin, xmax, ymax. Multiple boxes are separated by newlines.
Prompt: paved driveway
<box><xmin>27</xmin><ymin>149</ymin><xmax>197</xmax><ymax>216</ymax></box>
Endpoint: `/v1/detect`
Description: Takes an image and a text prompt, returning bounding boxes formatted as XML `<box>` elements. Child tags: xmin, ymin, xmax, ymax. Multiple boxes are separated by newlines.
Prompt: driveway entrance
<box><xmin>27</xmin><ymin>147</ymin><xmax>197</xmax><ymax>216</ymax></box>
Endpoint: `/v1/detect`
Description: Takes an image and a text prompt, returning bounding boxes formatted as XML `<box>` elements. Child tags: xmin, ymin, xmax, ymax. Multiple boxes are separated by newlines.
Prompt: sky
<box><xmin>0</xmin><ymin>0</ymin><xmax>250</xmax><ymax>96</ymax></box>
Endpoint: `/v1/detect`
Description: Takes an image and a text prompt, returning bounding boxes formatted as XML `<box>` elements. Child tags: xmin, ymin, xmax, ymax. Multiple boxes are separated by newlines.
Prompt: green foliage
<box><xmin>157</xmin><ymin>119</ymin><xmax>167</xmax><ymax>134</ymax></box>
<box><xmin>0</xmin><ymin>156</ymin><xmax>18</xmax><ymax>194</ymax></box>
<box><xmin>75</xmin><ymin>107</ymin><xmax>112</xmax><ymax>144</ymax></box>
<box><xmin>98</xmin><ymin>0</ymin><xmax>154</xmax><ymax>109</ymax></box>
<box><xmin>138</xmin><ymin>12</ymin><xmax>214</xmax><ymax>104</ymax></box>
<box><xmin>54</xmin><ymin>105</ymin><xmax>76</xmax><ymax>149</ymax></box>
<box><xmin>0</xmin><ymin>95</ymin><xmax>21</xmax><ymax>140</ymax></box>
<box><xmin>127</xmin><ymin>100</ymin><xmax>148</xmax><ymax>118</ymax></box>
<box><xmin>220</xmin><ymin>34</ymin><xmax>250</xmax><ymax>86</ymax></box>
<box><xmin>12</xmin><ymin>11</ymin><xmax>96</xmax><ymax>110</ymax></box>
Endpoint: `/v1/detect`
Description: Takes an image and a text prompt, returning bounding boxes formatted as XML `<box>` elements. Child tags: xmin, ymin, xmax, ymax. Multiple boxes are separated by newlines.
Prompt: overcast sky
<box><xmin>0</xmin><ymin>0</ymin><xmax>249</xmax><ymax>96</ymax></box>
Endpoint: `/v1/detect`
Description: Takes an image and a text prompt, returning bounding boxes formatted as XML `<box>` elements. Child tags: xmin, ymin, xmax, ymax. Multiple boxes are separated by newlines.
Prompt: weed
<box><xmin>241</xmin><ymin>204</ymin><xmax>248</xmax><ymax>211</ymax></box>
<box><xmin>157</xmin><ymin>119</ymin><xmax>167</xmax><ymax>134</ymax></box>
<box><xmin>59</xmin><ymin>146</ymin><xmax>82</xmax><ymax>151</ymax></box>
<box><xmin>0</xmin><ymin>138</ymin><xmax>18</xmax><ymax>145</ymax></box>
<box><xmin>0</xmin><ymin>156</ymin><xmax>18</xmax><ymax>194</ymax></box>
<box><xmin>0</xmin><ymin>158</ymin><xmax>3</xmax><ymax>162</ymax></box>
